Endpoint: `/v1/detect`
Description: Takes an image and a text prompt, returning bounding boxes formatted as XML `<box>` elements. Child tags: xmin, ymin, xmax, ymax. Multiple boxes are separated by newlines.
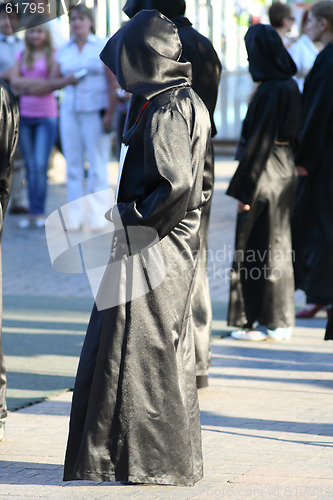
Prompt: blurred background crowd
<box><xmin>0</xmin><ymin>0</ymin><xmax>321</xmax><ymax>146</ymax></box>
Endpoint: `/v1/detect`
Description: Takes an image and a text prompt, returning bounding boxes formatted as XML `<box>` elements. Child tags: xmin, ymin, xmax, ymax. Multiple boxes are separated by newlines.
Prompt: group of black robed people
<box><xmin>0</xmin><ymin>0</ymin><xmax>220</xmax><ymax>484</ymax></box>
<box><xmin>2</xmin><ymin>0</ymin><xmax>333</xmax><ymax>489</ymax></box>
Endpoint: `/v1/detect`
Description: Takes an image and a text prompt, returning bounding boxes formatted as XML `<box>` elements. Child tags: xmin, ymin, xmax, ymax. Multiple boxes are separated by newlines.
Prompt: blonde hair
<box><xmin>23</xmin><ymin>15</ymin><xmax>54</xmax><ymax>71</ymax></box>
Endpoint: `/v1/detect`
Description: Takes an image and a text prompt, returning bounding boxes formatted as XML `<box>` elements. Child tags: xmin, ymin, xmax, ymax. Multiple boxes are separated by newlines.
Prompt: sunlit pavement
<box><xmin>1</xmin><ymin>154</ymin><xmax>332</xmax><ymax>499</ymax></box>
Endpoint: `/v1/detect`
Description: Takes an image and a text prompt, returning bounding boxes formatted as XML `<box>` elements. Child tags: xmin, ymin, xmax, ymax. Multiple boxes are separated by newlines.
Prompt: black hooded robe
<box><xmin>292</xmin><ymin>43</ymin><xmax>333</xmax><ymax>305</ymax></box>
<box><xmin>226</xmin><ymin>24</ymin><xmax>301</xmax><ymax>330</ymax></box>
<box><xmin>63</xmin><ymin>11</ymin><xmax>211</xmax><ymax>486</ymax></box>
<box><xmin>0</xmin><ymin>80</ymin><xmax>19</xmax><ymax>422</ymax></box>
<box><xmin>123</xmin><ymin>0</ymin><xmax>222</xmax><ymax>385</ymax></box>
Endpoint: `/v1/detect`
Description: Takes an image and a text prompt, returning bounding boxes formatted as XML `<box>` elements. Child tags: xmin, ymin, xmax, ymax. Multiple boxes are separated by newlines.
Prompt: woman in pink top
<box><xmin>11</xmin><ymin>16</ymin><xmax>76</xmax><ymax>228</ymax></box>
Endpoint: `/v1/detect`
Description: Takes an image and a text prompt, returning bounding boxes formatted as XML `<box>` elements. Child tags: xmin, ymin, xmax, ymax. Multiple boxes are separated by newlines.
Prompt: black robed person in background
<box><xmin>226</xmin><ymin>24</ymin><xmax>301</xmax><ymax>342</ymax></box>
<box><xmin>292</xmin><ymin>0</ymin><xmax>333</xmax><ymax>320</ymax></box>
<box><xmin>0</xmin><ymin>79</ymin><xmax>19</xmax><ymax>440</ymax></box>
<box><xmin>123</xmin><ymin>0</ymin><xmax>222</xmax><ymax>389</ymax></box>
<box><xmin>63</xmin><ymin>10</ymin><xmax>211</xmax><ymax>486</ymax></box>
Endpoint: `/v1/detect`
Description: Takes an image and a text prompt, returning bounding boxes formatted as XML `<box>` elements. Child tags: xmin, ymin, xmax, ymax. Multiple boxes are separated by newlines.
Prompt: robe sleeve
<box><xmin>295</xmin><ymin>64</ymin><xmax>333</xmax><ymax>174</ymax></box>
<box><xmin>226</xmin><ymin>85</ymin><xmax>279</xmax><ymax>205</ymax></box>
<box><xmin>113</xmin><ymin>106</ymin><xmax>193</xmax><ymax>242</ymax></box>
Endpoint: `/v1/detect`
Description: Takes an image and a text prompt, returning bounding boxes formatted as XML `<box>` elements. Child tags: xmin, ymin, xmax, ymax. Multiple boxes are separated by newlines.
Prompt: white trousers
<box><xmin>60</xmin><ymin>108</ymin><xmax>111</xmax><ymax>229</ymax></box>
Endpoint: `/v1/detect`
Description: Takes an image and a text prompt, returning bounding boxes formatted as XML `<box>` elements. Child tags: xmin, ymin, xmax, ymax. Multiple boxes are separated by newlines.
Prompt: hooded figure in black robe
<box><xmin>63</xmin><ymin>10</ymin><xmax>211</xmax><ymax>486</ymax></box>
<box><xmin>292</xmin><ymin>42</ymin><xmax>333</xmax><ymax>308</ymax></box>
<box><xmin>226</xmin><ymin>24</ymin><xmax>301</xmax><ymax>335</ymax></box>
<box><xmin>0</xmin><ymin>79</ymin><xmax>19</xmax><ymax>436</ymax></box>
<box><xmin>123</xmin><ymin>0</ymin><xmax>222</xmax><ymax>388</ymax></box>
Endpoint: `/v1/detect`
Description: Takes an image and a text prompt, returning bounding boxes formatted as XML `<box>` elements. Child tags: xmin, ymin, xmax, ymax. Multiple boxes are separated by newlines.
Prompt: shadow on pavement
<box><xmin>3</xmin><ymin>330</ymin><xmax>85</xmax><ymax>358</ymax></box>
<box><xmin>200</xmin><ymin>412</ymin><xmax>333</xmax><ymax>437</ymax></box>
<box><xmin>3</xmin><ymin>295</ymin><xmax>92</xmax><ymax>411</ymax></box>
<box><xmin>6</xmin><ymin>374</ymin><xmax>75</xmax><ymax>411</ymax></box>
<box><xmin>201</xmin><ymin>423</ymin><xmax>333</xmax><ymax>445</ymax></box>
<box><xmin>0</xmin><ymin>460</ymin><xmax>122</xmax><ymax>486</ymax></box>
<box><xmin>208</xmin><ymin>372</ymin><xmax>333</xmax><ymax>390</ymax></box>
<box><xmin>210</xmin><ymin>344</ymin><xmax>333</xmax><ymax>373</ymax></box>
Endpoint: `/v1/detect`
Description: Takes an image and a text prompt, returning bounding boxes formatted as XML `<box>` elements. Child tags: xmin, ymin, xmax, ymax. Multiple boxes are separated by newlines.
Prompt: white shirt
<box><xmin>46</xmin><ymin>17</ymin><xmax>68</xmax><ymax>49</ymax></box>
<box><xmin>56</xmin><ymin>34</ymin><xmax>109</xmax><ymax>112</ymax></box>
<box><xmin>288</xmin><ymin>34</ymin><xmax>319</xmax><ymax>92</ymax></box>
<box><xmin>0</xmin><ymin>33</ymin><xmax>23</xmax><ymax>73</ymax></box>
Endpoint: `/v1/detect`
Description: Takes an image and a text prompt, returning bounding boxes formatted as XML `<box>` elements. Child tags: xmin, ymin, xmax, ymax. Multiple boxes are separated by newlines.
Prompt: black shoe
<box><xmin>0</xmin><ymin>419</ymin><xmax>5</xmax><ymax>441</ymax></box>
<box><xmin>9</xmin><ymin>206</ymin><xmax>29</xmax><ymax>215</ymax></box>
<box><xmin>196</xmin><ymin>375</ymin><xmax>208</xmax><ymax>389</ymax></box>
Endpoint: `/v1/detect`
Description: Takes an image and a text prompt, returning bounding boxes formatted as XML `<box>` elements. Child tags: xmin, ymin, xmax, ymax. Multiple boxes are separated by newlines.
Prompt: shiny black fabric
<box><xmin>0</xmin><ymin>79</ymin><xmax>19</xmax><ymax>420</ymax></box>
<box><xmin>325</xmin><ymin>307</ymin><xmax>333</xmax><ymax>340</ymax></box>
<box><xmin>122</xmin><ymin>2</ymin><xmax>221</xmax><ymax>380</ymax></box>
<box><xmin>123</xmin><ymin>3</ymin><xmax>221</xmax><ymax>137</ymax></box>
<box><xmin>170</xmin><ymin>17</ymin><xmax>219</xmax><ymax>379</ymax></box>
<box><xmin>245</xmin><ymin>23</ymin><xmax>297</xmax><ymax>82</ymax></box>
<box><xmin>172</xmin><ymin>15</ymin><xmax>221</xmax><ymax>137</ymax></box>
<box><xmin>226</xmin><ymin>25</ymin><xmax>301</xmax><ymax>330</ymax></box>
<box><xmin>293</xmin><ymin>44</ymin><xmax>333</xmax><ymax>302</ymax></box>
<box><xmin>100</xmin><ymin>10</ymin><xmax>192</xmax><ymax>101</ymax></box>
<box><xmin>63</xmin><ymin>10</ymin><xmax>211</xmax><ymax>486</ymax></box>
<box><xmin>228</xmin><ymin>146</ymin><xmax>297</xmax><ymax>329</ymax></box>
<box><xmin>227</xmin><ymin>78</ymin><xmax>301</xmax><ymax>205</ymax></box>
<box><xmin>123</xmin><ymin>0</ymin><xmax>185</xmax><ymax>19</ymax></box>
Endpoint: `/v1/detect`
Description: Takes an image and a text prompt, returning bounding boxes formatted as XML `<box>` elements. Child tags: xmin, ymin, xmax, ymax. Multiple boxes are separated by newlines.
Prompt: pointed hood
<box><xmin>123</xmin><ymin>0</ymin><xmax>186</xmax><ymax>19</ymax></box>
<box><xmin>245</xmin><ymin>24</ymin><xmax>297</xmax><ymax>81</ymax></box>
<box><xmin>100</xmin><ymin>9</ymin><xmax>191</xmax><ymax>100</ymax></box>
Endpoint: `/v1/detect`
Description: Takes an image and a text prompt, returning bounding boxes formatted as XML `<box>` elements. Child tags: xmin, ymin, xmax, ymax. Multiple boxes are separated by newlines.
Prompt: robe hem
<box><xmin>63</xmin><ymin>469</ymin><xmax>203</xmax><ymax>486</ymax></box>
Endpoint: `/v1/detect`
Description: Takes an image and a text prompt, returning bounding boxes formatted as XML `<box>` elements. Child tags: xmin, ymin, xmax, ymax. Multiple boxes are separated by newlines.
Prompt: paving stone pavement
<box><xmin>1</xmin><ymin>156</ymin><xmax>333</xmax><ymax>499</ymax></box>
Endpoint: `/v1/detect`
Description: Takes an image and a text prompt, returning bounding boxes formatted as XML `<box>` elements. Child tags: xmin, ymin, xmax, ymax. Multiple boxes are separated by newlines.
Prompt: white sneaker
<box><xmin>34</xmin><ymin>218</ymin><xmax>46</xmax><ymax>229</ymax></box>
<box><xmin>18</xmin><ymin>218</ymin><xmax>31</xmax><ymax>229</ymax></box>
<box><xmin>267</xmin><ymin>328</ymin><xmax>292</xmax><ymax>341</ymax></box>
<box><xmin>231</xmin><ymin>329</ymin><xmax>267</xmax><ymax>341</ymax></box>
<box><xmin>257</xmin><ymin>325</ymin><xmax>292</xmax><ymax>341</ymax></box>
